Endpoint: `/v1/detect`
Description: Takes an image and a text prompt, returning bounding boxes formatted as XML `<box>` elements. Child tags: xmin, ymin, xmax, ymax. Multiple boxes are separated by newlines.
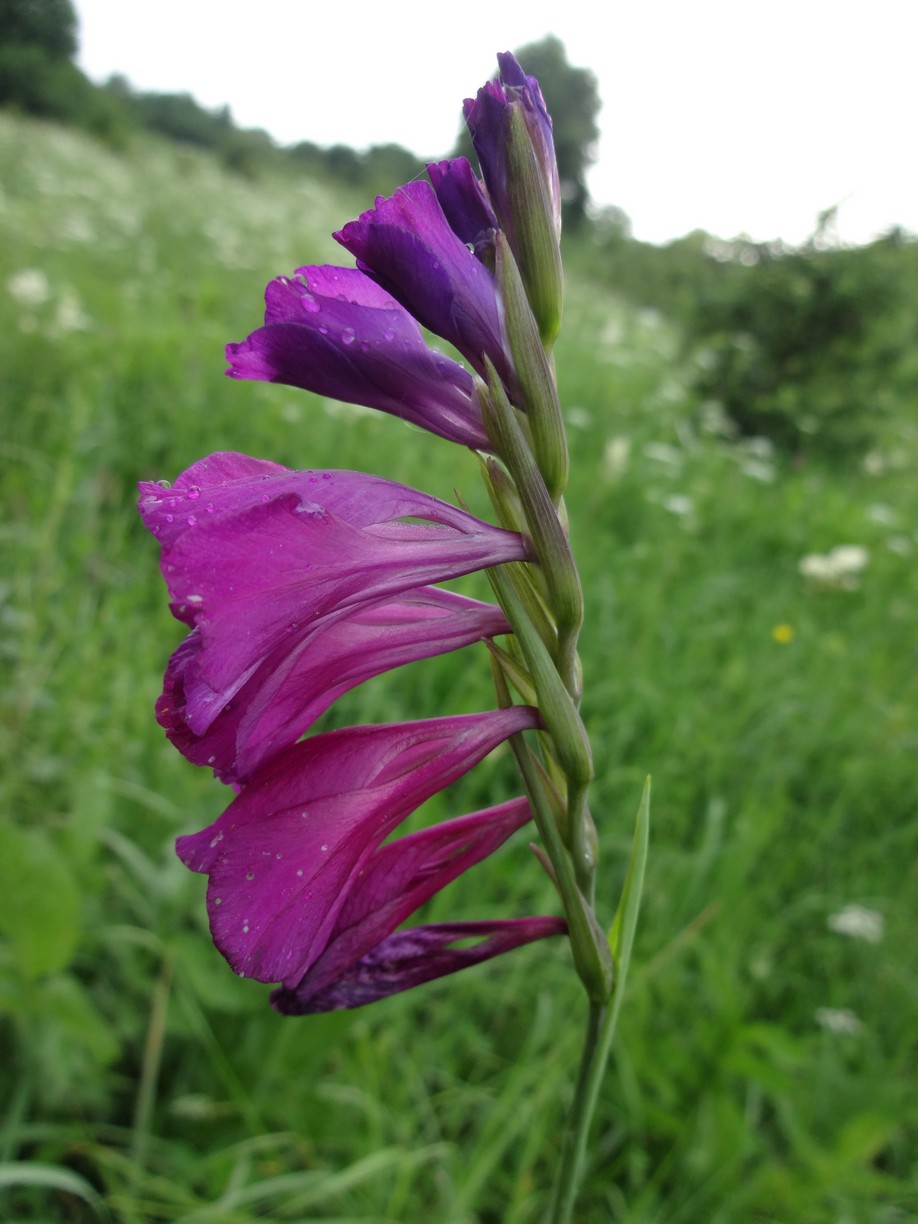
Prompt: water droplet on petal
<box><xmin>242</xmin><ymin>923</ymin><xmax>250</xmax><ymax>933</ymax></box>
<box><xmin>214</xmin><ymin>897</ymin><xmax>222</xmax><ymax>905</ymax></box>
<box><xmin>296</xmin><ymin>869</ymin><xmax>304</xmax><ymax>877</ymax></box>
<box><xmin>186</xmin><ymin>486</ymin><xmax>201</xmax><ymax>500</ymax></box>
<box><xmin>383</xmin><ymin>328</ymin><xmax>396</xmax><ymax>341</ymax></box>
<box><xmin>165</xmin><ymin>514</ymin><xmax>174</xmax><ymax>523</ymax></box>
<box><xmin>341</xmin><ymin>327</ymin><xmax>356</xmax><ymax>345</ymax></box>
<box><xmin>206</xmin><ymin>502</ymin><xmax>215</xmax><ymax>513</ymax></box>
<box><xmin>318</xmin><ymin>325</ymin><xmax>329</xmax><ymax>335</ymax></box>
<box><xmin>187</xmin><ymin>514</ymin><xmax>197</xmax><ymax>526</ymax></box>
<box><xmin>209</xmin><ymin>832</ymin><xmax>224</xmax><ymax>848</ymax></box>
<box><xmin>245</xmin><ymin>871</ymin><xmax>255</xmax><ymax>881</ymax></box>
<box><xmin>320</xmin><ymin>843</ymin><xmax>329</xmax><ymax>852</ymax></box>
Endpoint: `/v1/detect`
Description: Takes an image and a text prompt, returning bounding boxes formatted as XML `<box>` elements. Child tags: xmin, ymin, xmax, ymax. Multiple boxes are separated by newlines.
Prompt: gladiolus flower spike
<box><xmin>142</xmin><ymin>54</ymin><xmax>637</xmax><ymax>1054</ymax></box>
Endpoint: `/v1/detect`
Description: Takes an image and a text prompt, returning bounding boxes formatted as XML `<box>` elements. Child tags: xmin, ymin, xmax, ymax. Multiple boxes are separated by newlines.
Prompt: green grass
<box><xmin>1</xmin><ymin>111</ymin><xmax>916</xmax><ymax>1222</ymax></box>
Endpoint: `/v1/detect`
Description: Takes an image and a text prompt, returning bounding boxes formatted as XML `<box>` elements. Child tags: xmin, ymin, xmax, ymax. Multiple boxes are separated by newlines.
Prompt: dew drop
<box><xmin>296</xmin><ymin>869</ymin><xmax>304</xmax><ymax>877</ymax></box>
<box><xmin>300</xmin><ymin>292</ymin><xmax>321</xmax><ymax>313</ymax></box>
<box><xmin>165</xmin><ymin>514</ymin><xmax>174</xmax><ymax>523</ymax></box>
<box><xmin>322</xmin><ymin>472</ymin><xmax>332</xmax><ymax>480</ymax></box>
<box><xmin>275</xmin><ymin>852</ymin><xmax>283</xmax><ymax>860</ymax></box>
<box><xmin>300</xmin><ymin>811</ymin><xmax>309</xmax><ymax>819</ymax></box>
<box><xmin>242</xmin><ymin>923</ymin><xmax>250</xmax><ymax>933</ymax></box>
<box><xmin>209</xmin><ymin>831</ymin><xmax>224</xmax><ymax>848</ymax></box>
<box><xmin>320</xmin><ymin>843</ymin><xmax>329</xmax><ymax>852</ymax></box>
<box><xmin>187</xmin><ymin>514</ymin><xmax>197</xmax><ymax>526</ymax></box>
<box><xmin>155</xmin><ymin>479</ymin><xmax>172</xmax><ymax>489</ymax></box>
<box><xmin>186</xmin><ymin>486</ymin><xmax>201</xmax><ymax>500</ymax></box>
<box><xmin>206</xmin><ymin>502</ymin><xmax>215</xmax><ymax>513</ymax></box>
<box><xmin>318</xmin><ymin>325</ymin><xmax>329</xmax><ymax>335</ymax></box>
<box><xmin>383</xmin><ymin>327</ymin><xmax>396</xmax><ymax>341</ymax></box>
<box><xmin>245</xmin><ymin>870</ymin><xmax>255</xmax><ymax>881</ymax></box>
<box><xmin>341</xmin><ymin>327</ymin><xmax>356</xmax><ymax>345</ymax></box>
<box><xmin>214</xmin><ymin>897</ymin><xmax>222</xmax><ymax>905</ymax></box>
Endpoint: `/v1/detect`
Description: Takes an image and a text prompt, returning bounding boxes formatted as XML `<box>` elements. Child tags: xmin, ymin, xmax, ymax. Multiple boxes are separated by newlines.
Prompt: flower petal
<box><xmin>227</xmin><ymin>265</ymin><xmax>489</xmax><ymax>449</ymax></box>
<box><xmin>272</xmin><ymin>917</ymin><xmax>568</xmax><ymax>1013</ymax></box>
<box><xmin>334</xmin><ymin>181</ymin><xmax>513</xmax><ymax>386</ymax></box>
<box><xmin>282</xmin><ymin>796</ymin><xmax>533</xmax><ymax>1005</ymax></box>
<box><xmin>139</xmin><ymin>455</ymin><xmax>529</xmax><ymax>721</ymax></box>
<box><xmin>158</xmin><ymin>587</ymin><xmax>509</xmax><ymax>783</ymax></box>
<box><xmin>175</xmin><ymin>706</ymin><xmax>539</xmax><ymax>986</ymax></box>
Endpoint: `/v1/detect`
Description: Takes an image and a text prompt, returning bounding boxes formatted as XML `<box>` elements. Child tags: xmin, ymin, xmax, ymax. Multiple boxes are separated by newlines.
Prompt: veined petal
<box><xmin>277</xmin><ymin>797</ymin><xmax>532</xmax><ymax>1006</ymax></box>
<box><xmin>157</xmin><ymin>587</ymin><xmax>510</xmax><ymax>783</ymax></box>
<box><xmin>272</xmin><ymin>917</ymin><xmax>568</xmax><ymax>1013</ymax></box>
<box><xmin>334</xmin><ymin>181</ymin><xmax>513</xmax><ymax>387</ymax></box>
<box><xmin>227</xmin><ymin>265</ymin><xmax>489</xmax><ymax>449</ymax></box>
<box><xmin>139</xmin><ymin>454</ymin><xmax>529</xmax><ymax>717</ymax></box>
<box><xmin>175</xmin><ymin>706</ymin><xmax>539</xmax><ymax>986</ymax></box>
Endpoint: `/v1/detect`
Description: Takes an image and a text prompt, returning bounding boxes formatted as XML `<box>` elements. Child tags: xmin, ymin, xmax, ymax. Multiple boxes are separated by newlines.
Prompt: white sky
<box><xmin>73</xmin><ymin>0</ymin><xmax>917</xmax><ymax>247</ymax></box>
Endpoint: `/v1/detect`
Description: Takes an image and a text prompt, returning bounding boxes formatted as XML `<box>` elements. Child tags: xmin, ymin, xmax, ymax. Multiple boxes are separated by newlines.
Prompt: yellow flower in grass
<box><xmin>772</xmin><ymin>623</ymin><xmax>794</xmax><ymax>645</ymax></box>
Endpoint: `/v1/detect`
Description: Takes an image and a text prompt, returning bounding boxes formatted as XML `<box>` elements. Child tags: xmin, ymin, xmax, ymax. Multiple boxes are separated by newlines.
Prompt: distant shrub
<box><xmin>685</xmin><ymin>230</ymin><xmax>918</xmax><ymax>459</ymax></box>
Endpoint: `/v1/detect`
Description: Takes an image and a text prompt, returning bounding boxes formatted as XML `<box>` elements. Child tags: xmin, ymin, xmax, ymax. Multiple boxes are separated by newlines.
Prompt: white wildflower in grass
<box><xmin>827</xmin><ymin>903</ymin><xmax>884</xmax><ymax>943</ymax></box>
<box><xmin>55</xmin><ymin>289</ymin><xmax>90</xmax><ymax>333</ymax></box>
<box><xmin>799</xmin><ymin>545</ymin><xmax>870</xmax><ymax>590</ymax></box>
<box><xmin>886</xmin><ymin>534</ymin><xmax>912</xmax><ymax>555</ymax></box>
<box><xmin>7</xmin><ymin>268</ymin><xmax>51</xmax><ymax>307</ymax></box>
<box><xmin>866</xmin><ymin>503</ymin><xmax>898</xmax><ymax>527</ymax></box>
<box><xmin>565</xmin><ymin>407</ymin><xmax>593</xmax><ymax>429</ymax></box>
<box><xmin>644</xmin><ymin>442</ymin><xmax>683</xmax><ymax>467</ymax></box>
<box><xmin>814</xmin><ymin>1007</ymin><xmax>864</xmax><ymax>1036</ymax></box>
<box><xmin>602</xmin><ymin>436</ymin><xmax>631</xmax><ymax>479</ymax></box>
<box><xmin>662</xmin><ymin>494</ymin><xmax>694</xmax><ymax>518</ymax></box>
<box><xmin>740</xmin><ymin>457</ymin><xmax>776</xmax><ymax>483</ymax></box>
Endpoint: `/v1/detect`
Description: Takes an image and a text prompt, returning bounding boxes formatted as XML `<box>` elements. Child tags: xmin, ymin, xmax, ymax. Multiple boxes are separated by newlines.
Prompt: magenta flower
<box><xmin>139</xmin><ymin>452</ymin><xmax>529</xmax><ymax>776</ymax></box>
<box><xmin>275</xmin><ymin>918</ymin><xmax>567</xmax><ymax>1014</ymax></box>
<box><xmin>226</xmin><ymin>265</ymin><xmax>489</xmax><ymax>449</ymax></box>
<box><xmin>158</xmin><ymin>586</ymin><xmax>509</xmax><ymax>783</ymax></box>
<box><xmin>176</xmin><ymin>706</ymin><xmax>540</xmax><ymax>986</ymax></box>
<box><xmin>334</xmin><ymin>180</ymin><xmax>515</xmax><ymax>387</ymax></box>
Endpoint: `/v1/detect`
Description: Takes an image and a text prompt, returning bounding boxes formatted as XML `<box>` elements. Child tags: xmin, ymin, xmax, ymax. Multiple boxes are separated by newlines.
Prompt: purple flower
<box><xmin>427</xmin><ymin>156</ymin><xmax>498</xmax><ymax>258</ymax></box>
<box><xmin>139</xmin><ymin>452</ymin><xmax>530</xmax><ymax>768</ymax></box>
<box><xmin>226</xmin><ymin>265</ymin><xmax>489</xmax><ymax>449</ymax></box>
<box><xmin>158</xmin><ymin>586</ymin><xmax>509</xmax><ymax>784</ymax></box>
<box><xmin>464</xmin><ymin>52</ymin><xmax>561</xmax><ymax>239</ymax></box>
<box><xmin>334</xmin><ymin>181</ymin><xmax>514</xmax><ymax>387</ymax></box>
<box><xmin>275</xmin><ymin>919</ymin><xmax>568</xmax><ymax>1014</ymax></box>
<box><xmin>272</xmin><ymin>796</ymin><xmax>535</xmax><ymax>1011</ymax></box>
<box><xmin>464</xmin><ymin>53</ymin><xmax>563</xmax><ymax>345</ymax></box>
<box><xmin>176</xmin><ymin>706</ymin><xmax>540</xmax><ymax>986</ymax></box>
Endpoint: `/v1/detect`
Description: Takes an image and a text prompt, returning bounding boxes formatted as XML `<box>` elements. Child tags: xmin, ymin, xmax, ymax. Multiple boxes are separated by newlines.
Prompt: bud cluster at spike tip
<box><xmin>140</xmin><ymin>54</ymin><xmax>574</xmax><ymax>1014</ymax></box>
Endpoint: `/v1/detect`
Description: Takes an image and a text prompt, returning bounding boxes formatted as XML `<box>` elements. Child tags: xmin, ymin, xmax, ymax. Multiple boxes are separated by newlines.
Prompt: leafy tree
<box><xmin>0</xmin><ymin>0</ymin><xmax>78</xmax><ymax>59</ymax></box>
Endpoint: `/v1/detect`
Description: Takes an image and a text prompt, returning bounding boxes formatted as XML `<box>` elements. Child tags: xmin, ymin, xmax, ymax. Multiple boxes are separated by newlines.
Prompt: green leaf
<box><xmin>608</xmin><ymin>777</ymin><xmax>651</xmax><ymax>982</ymax></box>
<box><xmin>0</xmin><ymin>826</ymin><xmax>81</xmax><ymax>977</ymax></box>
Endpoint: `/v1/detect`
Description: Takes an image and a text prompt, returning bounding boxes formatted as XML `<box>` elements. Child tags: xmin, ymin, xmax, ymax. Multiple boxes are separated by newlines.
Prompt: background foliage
<box><xmin>1</xmin><ymin>14</ymin><xmax>917</xmax><ymax>1223</ymax></box>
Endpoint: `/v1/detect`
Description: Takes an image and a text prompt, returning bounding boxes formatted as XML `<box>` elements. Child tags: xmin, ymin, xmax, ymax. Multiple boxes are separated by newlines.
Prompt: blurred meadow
<box><xmin>1</xmin><ymin>106</ymin><xmax>917</xmax><ymax>1224</ymax></box>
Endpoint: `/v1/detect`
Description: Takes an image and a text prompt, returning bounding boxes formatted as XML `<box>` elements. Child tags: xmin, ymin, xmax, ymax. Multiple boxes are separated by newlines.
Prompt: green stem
<box><xmin>547</xmin><ymin>993</ymin><xmax>624</xmax><ymax>1224</ymax></box>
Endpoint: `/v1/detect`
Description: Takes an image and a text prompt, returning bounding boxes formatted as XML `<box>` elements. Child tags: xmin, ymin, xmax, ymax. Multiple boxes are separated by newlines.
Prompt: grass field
<box><xmin>1</xmin><ymin>111</ymin><xmax>916</xmax><ymax>1222</ymax></box>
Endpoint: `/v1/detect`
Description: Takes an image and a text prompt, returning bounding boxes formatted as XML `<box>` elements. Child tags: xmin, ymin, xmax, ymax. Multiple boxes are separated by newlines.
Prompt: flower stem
<box><xmin>548</xmin><ymin>995</ymin><xmax>621</xmax><ymax>1224</ymax></box>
